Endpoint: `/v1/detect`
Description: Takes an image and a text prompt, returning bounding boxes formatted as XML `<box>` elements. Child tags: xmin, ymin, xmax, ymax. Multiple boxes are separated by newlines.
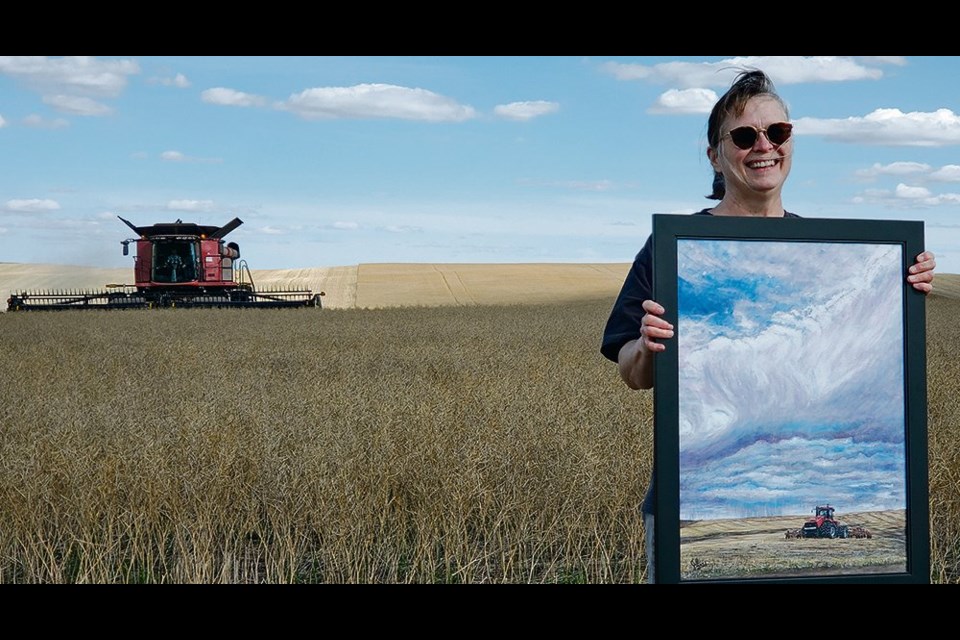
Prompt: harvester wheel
<box><xmin>822</xmin><ymin>522</ymin><xmax>838</xmax><ymax>539</ymax></box>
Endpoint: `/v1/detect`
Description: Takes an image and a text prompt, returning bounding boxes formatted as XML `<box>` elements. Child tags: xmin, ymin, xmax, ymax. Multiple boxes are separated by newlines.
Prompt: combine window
<box><xmin>153</xmin><ymin>240</ymin><xmax>199</xmax><ymax>283</ymax></box>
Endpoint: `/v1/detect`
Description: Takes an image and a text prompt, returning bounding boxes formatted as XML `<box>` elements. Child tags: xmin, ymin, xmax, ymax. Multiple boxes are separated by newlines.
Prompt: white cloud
<box><xmin>600</xmin><ymin>56</ymin><xmax>889</xmax><ymax>88</ymax></box>
<box><xmin>150</xmin><ymin>72</ymin><xmax>190</xmax><ymax>88</ymax></box>
<box><xmin>857</xmin><ymin>56</ymin><xmax>907</xmax><ymax>66</ymax></box>
<box><xmin>332</xmin><ymin>221</ymin><xmax>359</xmax><ymax>230</ymax></box>
<box><xmin>5</xmin><ymin>198</ymin><xmax>61</xmax><ymax>212</ymax></box>
<box><xmin>279</xmin><ymin>83</ymin><xmax>477</xmax><ymax>122</ymax></box>
<box><xmin>494</xmin><ymin>100</ymin><xmax>559</xmax><ymax>121</ymax></box>
<box><xmin>0</xmin><ymin>114</ymin><xmax>6</xmax><ymax>128</ymax></box>
<box><xmin>201</xmin><ymin>87</ymin><xmax>268</xmax><ymax>108</ymax></box>
<box><xmin>648</xmin><ymin>88</ymin><xmax>719</xmax><ymax>115</ymax></box>
<box><xmin>794</xmin><ymin>108</ymin><xmax>960</xmax><ymax>146</ymax></box>
<box><xmin>929</xmin><ymin>165</ymin><xmax>960</xmax><ymax>182</ymax></box>
<box><xmin>0</xmin><ymin>56</ymin><xmax>140</xmax><ymax>97</ymax></box>
<box><xmin>43</xmin><ymin>94</ymin><xmax>113</xmax><ymax>116</ymax></box>
<box><xmin>854</xmin><ymin>161</ymin><xmax>930</xmax><ymax>181</ymax></box>
<box><xmin>167</xmin><ymin>200</ymin><xmax>215</xmax><ymax>212</ymax></box>
<box><xmin>895</xmin><ymin>183</ymin><xmax>931</xmax><ymax>199</ymax></box>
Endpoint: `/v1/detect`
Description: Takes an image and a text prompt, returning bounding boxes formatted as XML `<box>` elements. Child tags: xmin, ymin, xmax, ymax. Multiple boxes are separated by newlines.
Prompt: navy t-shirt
<box><xmin>600</xmin><ymin>208</ymin><xmax>800</xmax><ymax>513</ymax></box>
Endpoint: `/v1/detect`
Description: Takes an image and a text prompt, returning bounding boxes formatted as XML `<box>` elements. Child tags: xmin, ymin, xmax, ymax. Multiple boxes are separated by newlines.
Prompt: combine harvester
<box><xmin>7</xmin><ymin>216</ymin><xmax>323</xmax><ymax>311</ymax></box>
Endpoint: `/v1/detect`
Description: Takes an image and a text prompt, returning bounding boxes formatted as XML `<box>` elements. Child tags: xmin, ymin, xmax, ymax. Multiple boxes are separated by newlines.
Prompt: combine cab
<box><xmin>7</xmin><ymin>216</ymin><xmax>323</xmax><ymax>311</ymax></box>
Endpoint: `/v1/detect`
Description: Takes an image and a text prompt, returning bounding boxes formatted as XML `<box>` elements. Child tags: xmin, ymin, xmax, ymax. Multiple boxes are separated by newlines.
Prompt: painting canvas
<box><xmin>651</xmin><ymin>214</ymin><xmax>929</xmax><ymax>584</ymax></box>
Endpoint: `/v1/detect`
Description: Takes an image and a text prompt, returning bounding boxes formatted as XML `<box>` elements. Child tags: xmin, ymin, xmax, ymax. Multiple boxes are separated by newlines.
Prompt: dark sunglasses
<box><xmin>723</xmin><ymin>122</ymin><xmax>793</xmax><ymax>150</ymax></box>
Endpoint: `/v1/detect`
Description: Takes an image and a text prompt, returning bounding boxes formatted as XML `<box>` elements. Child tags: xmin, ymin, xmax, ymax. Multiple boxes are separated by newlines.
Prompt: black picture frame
<box><xmin>652</xmin><ymin>214</ymin><xmax>929</xmax><ymax>584</ymax></box>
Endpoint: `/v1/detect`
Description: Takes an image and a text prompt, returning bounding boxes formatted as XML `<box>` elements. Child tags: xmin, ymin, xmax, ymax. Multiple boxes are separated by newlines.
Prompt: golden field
<box><xmin>0</xmin><ymin>263</ymin><xmax>958</xmax><ymax>583</ymax></box>
<box><xmin>0</xmin><ymin>262</ymin><xmax>636</xmax><ymax>311</ymax></box>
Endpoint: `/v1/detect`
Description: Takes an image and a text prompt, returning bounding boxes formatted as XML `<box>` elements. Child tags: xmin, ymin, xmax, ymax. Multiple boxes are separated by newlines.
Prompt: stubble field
<box><xmin>1</xmin><ymin>265</ymin><xmax>958</xmax><ymax>583</ymax></box>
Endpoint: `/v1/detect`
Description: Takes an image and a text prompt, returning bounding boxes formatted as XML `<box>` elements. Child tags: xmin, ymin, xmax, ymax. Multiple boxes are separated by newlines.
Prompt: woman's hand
<box><xmin>618</xmin><ymin>299</ymin><xmax>675</xmax><ymax>390</ymax></box>
<box><xmin>908</xmin><ymin>251</ymin><xmax>936</xmax><ymax>294</ymax></box>
<box><xmin>639</xmin><ymin>299</ymin><xmax>675</xmax><ymax>353</ymax></box>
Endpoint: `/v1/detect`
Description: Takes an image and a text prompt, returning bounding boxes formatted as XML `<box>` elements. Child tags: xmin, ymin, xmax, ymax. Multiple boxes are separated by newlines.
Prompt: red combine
<box><xmin>7</xmin><ymin>216</ymin><xmax>323</xmax><ymax>311</ymax></box>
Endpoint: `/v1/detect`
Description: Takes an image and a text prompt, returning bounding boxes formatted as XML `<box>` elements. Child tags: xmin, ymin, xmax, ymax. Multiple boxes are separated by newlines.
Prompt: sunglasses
<box><xmin>723</xmin><ymin>122</ymin><xmax>793</xmax><ymax>150</ymax></box>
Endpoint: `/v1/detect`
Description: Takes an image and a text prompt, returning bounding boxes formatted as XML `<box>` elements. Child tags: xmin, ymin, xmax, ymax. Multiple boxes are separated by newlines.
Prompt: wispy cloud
<box><xmin>5</xmin><ymin>198</ymin><xmax>61</xmax><ymax>213</ymax></box>
<box><xmin>160</xmin><ymin>150</ymin><xmax>223</xmax><ymax>164</ymax></box>
<box><xmin>167</xmin><ymin>200</ymin><xmax>215</xmax><ymax>212</ymax></box>
<box><xmin>42</xmin><ymin>94</ymin><xmax>113</xmax><ymax>116</ymax></box>
<box><xmin>149</xmin><ymin>72</ymin><xmax>190</xmax><ymax>88</ymax></box>
<box><xmin>600</xmin><ymin>56</ymin><xmax>891</xmax><ymax>88</ymax></box>
<box><xmin>22</xmin><ymin>114</ymin><xmax>70</xmax><ymax>129</ymax></box>
<box><xmin>494</xmin><ymin>100</ymin><xmax>559</xmax><ymax>121</ymax></box>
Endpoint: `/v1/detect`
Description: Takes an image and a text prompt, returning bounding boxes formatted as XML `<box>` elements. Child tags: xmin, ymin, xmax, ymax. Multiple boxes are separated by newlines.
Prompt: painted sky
<box><xmin>677</xmin><ymin>239</ymin><xmax>906</xmax><ymax>520</ymax></box>
<box><xmin>1</xmin><ymin>56</ymin><xmax>958</xmax><ymax>273</ymax></box>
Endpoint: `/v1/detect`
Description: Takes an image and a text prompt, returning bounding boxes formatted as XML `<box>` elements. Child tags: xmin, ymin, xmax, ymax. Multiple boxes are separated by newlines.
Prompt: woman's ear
<box><xmin>707</xmin><ymin>146</ymin><xmax>720</xmax><ymax>172</ymax></box>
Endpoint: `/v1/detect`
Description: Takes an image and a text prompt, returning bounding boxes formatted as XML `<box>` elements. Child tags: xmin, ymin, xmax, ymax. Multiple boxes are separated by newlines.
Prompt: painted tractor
<box><xmin>801</xmin><ymin>505</ymin><xmax>849</xmax><ymax>539</ymax></box>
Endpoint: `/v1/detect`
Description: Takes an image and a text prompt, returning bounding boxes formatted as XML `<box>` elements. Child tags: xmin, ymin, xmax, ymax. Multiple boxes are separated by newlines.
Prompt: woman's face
<box><xmin>709</xmin><ymin>95</ymin><xmax>792</xmax><ymax>201</ymax></box>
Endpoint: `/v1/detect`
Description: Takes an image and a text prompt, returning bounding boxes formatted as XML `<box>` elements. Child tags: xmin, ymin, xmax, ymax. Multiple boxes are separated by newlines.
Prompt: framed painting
<box><xmin>651</xmin><ymin>213</ymin><xmax>929</xmax><ymax>584</ymax></box>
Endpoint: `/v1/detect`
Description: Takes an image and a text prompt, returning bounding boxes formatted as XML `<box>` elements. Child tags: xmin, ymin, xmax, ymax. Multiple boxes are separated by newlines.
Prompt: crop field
<box><xmin>1</xmin><ymin>289</ymin><xmax>958</xmax><ymax>583</ymax></box>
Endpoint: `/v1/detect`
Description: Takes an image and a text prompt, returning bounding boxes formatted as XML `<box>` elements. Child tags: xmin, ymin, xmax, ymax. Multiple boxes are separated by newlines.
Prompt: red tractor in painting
<box><xmin>7</xmin><ymin>216</ymin><xmax>323</xmax><ymax>311</ymax></box>
<box><xmin>801</xmin><ymin>505</ymin><xmax>849</xmax><ymax>539</ymax></box>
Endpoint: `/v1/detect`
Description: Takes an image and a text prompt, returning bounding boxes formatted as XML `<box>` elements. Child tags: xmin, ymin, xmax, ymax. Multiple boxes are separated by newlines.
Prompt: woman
<box><xmin>600</xmin><ymin>69</ymin><xmax>936</xmax><ymax>583</ymax></box>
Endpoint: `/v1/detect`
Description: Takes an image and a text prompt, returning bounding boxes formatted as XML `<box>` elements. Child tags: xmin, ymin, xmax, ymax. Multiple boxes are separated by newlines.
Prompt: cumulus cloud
<box><xmin>201</xmin><ymin>87</ymin><xmax>268</xmax><ymax>108</ymax></box>
<box><xmin>5</xmin><ymin>198</ymin><xmax>61</xmax><ymax>212</ymax></box>
<box><xmin>929</xmin><ymin>164</ymin><xmax>960</xmax><ymax>181</ymax></box>
<box><xmin>895</xmin><ymin>183</ymin><xmax>932</xmax><ymax>199</ymax></box>
<box><xmin>600</xmin><ymin>56</ymin><xmax>890</xmax><ymax>88</ymax></box>
<box><xmin>279</xmin><ymin>83</ymin><xmax>477</xmax><ymax>122</ymax></box>
<box><xmin>648</xmin><ymin>87</ymin><xmax>719</xmax><ymax>115</ymax></box>
<box><xmin>332</xmin><ymin>221</ymin><xmax>359</xmax><ymax>230</ymax></box>
<box><xmin>0</xmin><ymin>114</ymin><xmax>6</xmax><ymax>128</ymax></box>
<box><xmin>793</xmin><ymin>108</ymin><xmax>960</xmax><ymax>146</ymax></box>
<box><xmin>493</xmin><ymin>100</ymin><xmax>559</xmax><ymax>121</ymax></box>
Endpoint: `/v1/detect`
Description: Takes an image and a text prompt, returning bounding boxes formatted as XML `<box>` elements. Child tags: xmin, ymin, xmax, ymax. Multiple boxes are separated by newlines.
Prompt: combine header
<box><xmin>7</xmin><ymin>216</ymin><xmax>323</xmax><ymax>311</ymax></box>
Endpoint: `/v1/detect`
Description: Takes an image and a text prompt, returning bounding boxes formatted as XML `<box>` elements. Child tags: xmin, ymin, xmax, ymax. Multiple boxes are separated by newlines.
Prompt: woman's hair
<box><xmin>706</xmin><ymin>69</ymin><xmax>789</xmax><ymax>200</ymax></box>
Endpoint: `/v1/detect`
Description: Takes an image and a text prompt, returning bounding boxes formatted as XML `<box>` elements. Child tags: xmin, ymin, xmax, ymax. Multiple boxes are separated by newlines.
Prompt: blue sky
<box><xmin>677</xmin><ymin>239</ymin><xmax>905</xmax><ymax>520</ymax></box>
<box><xmin>1</xmin><ymin>56</ymin><xmax>958</xmax><ymax>273</ymax></box>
